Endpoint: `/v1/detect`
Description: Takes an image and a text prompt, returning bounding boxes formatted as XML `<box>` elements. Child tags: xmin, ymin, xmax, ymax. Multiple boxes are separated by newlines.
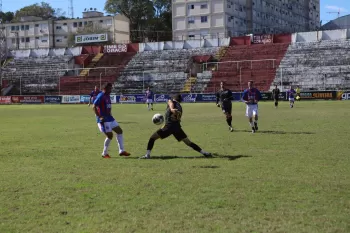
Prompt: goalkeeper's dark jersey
<box><xmin>164</xmin><ymin>100</ymin><xmax>183</xmax><ymax>126</ymax></box>
<box><xmin>216</xmin><ymin>89</ymin><xmax>233</xmax><ymax>105</ymax></box>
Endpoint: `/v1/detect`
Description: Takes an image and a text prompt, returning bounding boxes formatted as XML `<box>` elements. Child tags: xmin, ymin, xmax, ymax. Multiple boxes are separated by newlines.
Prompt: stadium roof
<box><xmin>321</xmin><ymin>14</ymin><xmax>350</xmax><ymax>30</ymax></box>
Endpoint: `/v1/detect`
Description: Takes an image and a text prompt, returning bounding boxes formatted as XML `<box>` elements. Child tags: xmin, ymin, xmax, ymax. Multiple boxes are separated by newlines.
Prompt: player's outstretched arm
<box><xmin>168</xmin><ymin>99</ymin><xmax>177</xmax><ymax>113</ymax></box>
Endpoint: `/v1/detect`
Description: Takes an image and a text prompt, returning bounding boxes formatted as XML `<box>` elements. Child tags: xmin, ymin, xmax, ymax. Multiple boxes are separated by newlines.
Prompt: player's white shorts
<box><xmin>289</xmin><ymin>98</ymin><xmax>295</xmax><ymax>102</ymax></box>
<box><xmin>97</xmin><ymin>120</ymin><xmax>119</xmax><ymax>133</ymax></box>
<box><xmin>146</xmin><ymin>99</ymin><xmax>153</xmax><ymax>104</ymax></box>
<box><xmin>246</xmin><ymin>104</ymin><xmax>258</xmax><ymax>118</ymax></box>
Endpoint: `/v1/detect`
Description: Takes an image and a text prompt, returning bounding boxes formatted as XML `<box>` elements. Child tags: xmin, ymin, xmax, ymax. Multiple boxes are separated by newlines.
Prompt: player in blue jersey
<box><xmin>93</xmin><ymin>83</ymin><xmax>131</xmax><ymax>158</ymax></box>
<box><xmin>287</xmin><ymin>86</ymin><xmax>296</xmax><ymax>108</ymax></box>
<box><xmin>145</xmin><ymin>87</ymin><xmax>154</xmax><ymax>111</ymax></box>
<box><xmin>242</xmin><ymin>81</ymin><xmax>262</xmax><ymax>133</ymax></box>
<box><xmin>88</xmin><ymin>86</ymin><xmax>101</xmax><ymax>107</ymax></box>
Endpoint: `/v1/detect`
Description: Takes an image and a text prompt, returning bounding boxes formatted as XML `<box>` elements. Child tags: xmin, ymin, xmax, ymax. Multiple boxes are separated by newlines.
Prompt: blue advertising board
<box><xmin>154</xmin><ymin>94</ymin><xmax>170</xmax><ymax>103</ymax></box>
<box><xmin>80</xmin><ymin>95</ymin><xmax>90</xmax><ymax>103</ymax></box>
<box><xmin>44</xmin><ymin>96</ymin><xmax>62</xmax><ymax>104</ymax></box>
<box><xmin>181</xmin><ymin>93</ymin><xmax>197</xmax><ymax>102</ymax></box>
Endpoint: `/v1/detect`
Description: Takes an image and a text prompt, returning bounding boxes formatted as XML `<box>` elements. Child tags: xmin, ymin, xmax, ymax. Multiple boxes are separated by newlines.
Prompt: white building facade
<box><xmin>3</xmin><ymin>12</ymin><xmax>130</xmax><ymax>49</ymax></box>
<box><xmin>172</xmin><ymin>0</ymin><xmax>320</xmax><ymax>40</ymax></box>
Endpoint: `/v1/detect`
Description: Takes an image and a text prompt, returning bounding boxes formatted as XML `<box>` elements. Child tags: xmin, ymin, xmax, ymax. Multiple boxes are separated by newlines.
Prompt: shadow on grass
<box><xmin>118</xmin><ymin>121</ymin><xmax>137</xmax><ymax>124</ymax></box>
<box><xmin>121</xmin><ymin>154</ymin><xmax>251</xmax><ymax>161</ymax></box>
<box><xmin>234</xmin><ymin>129</ymin><xmax>315</xmax><ymax>135</ymax></box>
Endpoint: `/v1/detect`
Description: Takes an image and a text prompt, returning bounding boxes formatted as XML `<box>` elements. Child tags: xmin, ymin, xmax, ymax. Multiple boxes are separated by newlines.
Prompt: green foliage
<box><xmin>104</xmin><ymin>0</ymin><xmax>172</xmax><ymax>42</ymax></box>
<box><xmin>0</xmin><ymin>101</ymin><xmax>350</xmax><ymax>232</ymax></box>
<box><xmin>0</xmin><ymin>11</ymin><xmax>14</xmax><ymax>23</ymax></box>
<box><xmin>13</xmin><ymin>2</ymin><xmax>66</xmax><ymax>21</ymax></box>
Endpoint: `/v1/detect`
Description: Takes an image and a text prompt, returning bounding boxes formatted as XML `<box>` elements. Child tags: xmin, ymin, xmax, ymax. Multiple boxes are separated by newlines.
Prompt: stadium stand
<box><xmin>2</xmin><ymin>51</ymin><xmax>74</xmax><ymax>95</ymax></box>
<box><xmin>114</xmin><ymin>47</ymin><xmax>221</xmax><ymax>94</ymax></box>
<box><xmin>270</xmin><ymin>39</ymin><xmax>350</xmax><ymax>90</ymax></box>
<box><xmin>202</xmin><ymin>41</ymin><xmax>290</xmax><ymax>93</ymax></box>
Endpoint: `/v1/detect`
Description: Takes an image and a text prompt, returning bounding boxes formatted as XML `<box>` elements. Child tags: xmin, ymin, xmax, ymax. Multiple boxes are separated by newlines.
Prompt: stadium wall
<box><xmin>0</xmin><ymin>91</ymin><xmax>347</xmax><ymax>105</ymax></box>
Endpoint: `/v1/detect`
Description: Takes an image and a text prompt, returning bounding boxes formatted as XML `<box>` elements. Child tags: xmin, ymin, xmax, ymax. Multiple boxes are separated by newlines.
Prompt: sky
<box><xmin>2</xmin><ymin>0</ymin><xmax>350</xmax><ymax>24</ymax></box>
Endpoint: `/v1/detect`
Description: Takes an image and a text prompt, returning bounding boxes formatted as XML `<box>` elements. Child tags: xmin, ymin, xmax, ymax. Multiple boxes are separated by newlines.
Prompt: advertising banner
<box><xmin>181</xmin><ymin>94</ymin><xmax>197</xmax><ymax>103</ymax></box>
<box><xmin>11</xmin><ymin>96</ymin><xmax>44</xmax><ymax>104</ymax></box>
<box><xmin>62</xmin><ymin>95</ymin><xmax>80</xmax><ymax>103</ymax></box>
<box><xmin>0</xmin><ymin>96</ymin><xmax>11</xmax><ymax>104</ymax></box>
<box><xmin>299</xmin><ymin>91</ymin><xmax>336</xmax><ymax>100</ymax></box>
<box><xmin>336</xmin><ymin>91</ymin><xmax>350</xmax><ymax>100</ymax></box>
<box><xmin>260</xmin><ymin>92</ymin><xmax>272</xmax><ymax>100</ymax></box>
<box><xmin>252</xmin><ymin>34</ymin><xmax>273</xmax><ymax>44</ymax></box>
<box><xmin>104</xmin><ymin>44</ymin><xmax>127</xmax><ymax>53</ymax></box>
<box><xmin>118</xmin><ymin>94</ymin><xmax>145</xmax><ymax>103</ymax></box>
<box><xmin>154</xmin><ymin>94</ymin><xmax>170</xmax><ymax>103</ymax></box>
<box><xmin>44</xmin><ymin>96</ymin><xmax>62</xmax><ymax>104</ymax></box>
<box><xmin>80</xmin><ymin>95</ymin><xmax>90</xmax><ymax>104</ymax></box>
<box><xmin>110</xmin><ymin>95</ymin><xmax>117</xmax><ymax>103</ymax></box>
<box><xmin>196</xmin><ymin>94</ymin><xmax>217</xmax><ymax>102</ymax></box>
<box><xmin>75</xmin><ymin>33</ymin><xmax>108</xmax><ymax>44</ymax></box>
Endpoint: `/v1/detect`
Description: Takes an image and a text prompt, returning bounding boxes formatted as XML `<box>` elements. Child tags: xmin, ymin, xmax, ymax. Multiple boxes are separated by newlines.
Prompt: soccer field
<box><xmin>0</xmin><ymin>101</ymin><xmax>350</xmax><ymax>233</ymax></box>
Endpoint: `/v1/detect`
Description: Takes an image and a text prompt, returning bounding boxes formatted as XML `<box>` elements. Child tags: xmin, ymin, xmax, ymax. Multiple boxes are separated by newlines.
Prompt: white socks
<box><xmin>116</xmin><ymin>134</ymin><xmax>124</xmax><ymax>153</ymax></box>
<box><xmin>146</xmin><ymin>150</ymin><xmax>151</xmax><ymax>155</ymax></box>
<box><xmin>250</xmin><ymin>122</ymin><xmax>254</xmax><ymax>127</ymax></box>
<box><xmin>103</xmin><ymin>138</ymin><xmax>111</xmax><ymax>155</ymax></box>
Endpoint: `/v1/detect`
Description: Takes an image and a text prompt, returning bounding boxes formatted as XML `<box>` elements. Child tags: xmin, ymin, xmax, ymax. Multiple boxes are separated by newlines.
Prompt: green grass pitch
<box><xmin>0</xmin><ymin>101</ymin><xmax>350</xmax><ymax>233</ymax></box>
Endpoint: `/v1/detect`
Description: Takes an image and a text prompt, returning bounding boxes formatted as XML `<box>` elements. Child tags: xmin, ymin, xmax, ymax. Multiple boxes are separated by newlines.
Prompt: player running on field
<box><xmin>145</xmin><ymin>87</ymin><xmax>154</xmax><ymax>111</ymax></box>
<box><xmin>140</xmin><ymin>94</ymin><xmax>212</xmax><ymax>159</ymax></box>
<box><xmin>242</xmin><ymin>81</ymin><xmax>262</xmax><ymax>133</ymax></box>
<box><xmin>88</xmin><ymin>86</ymin><xmax>101</xmax><ymax>107</ymax></box>
<box><xmin>216</xmin><ymin>81</ymin><xmax>234</xmax><ymax>132</ymax></box>
<box><xmin>272</xmin><ymin>85</ymin><xmax>280</xmax><ymax>108</ymax></box>
<box><xmin>93</xmin><ymin>83</ymin><xmax>130</xmax><ymax>158</ymax></box>
<box><xmin>287</xmin><ymin>86</ymin><xmax>296</xmax><ymax>108</ymax></box>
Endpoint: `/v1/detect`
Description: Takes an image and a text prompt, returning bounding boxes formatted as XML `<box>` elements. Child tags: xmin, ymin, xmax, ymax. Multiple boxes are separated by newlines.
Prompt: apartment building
<box><xmin>3</xmin><ymin>11</ymin><xmax>130</xmax><ymax>49</ymax></box>
<box><xmin>172</xmin><ymin>0</ymin><xmax>320</xmax><ymax>40</ymax></box>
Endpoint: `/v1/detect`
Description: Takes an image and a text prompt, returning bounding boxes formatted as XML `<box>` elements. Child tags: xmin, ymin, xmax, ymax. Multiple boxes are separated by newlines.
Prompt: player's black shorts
<box><xmin>274</xmin><ymin>97</ymin><xmax>279</xmax><ymax>102</ymax></box>
<box><xmin>221</xmin><ymin>102</ymin><xmax>232</xmax><ymax>114</ymax></box>
<box><xmin>156</xmin><ymin>124</ymin><xmax>187</xmax><ymax>142</ymax></box>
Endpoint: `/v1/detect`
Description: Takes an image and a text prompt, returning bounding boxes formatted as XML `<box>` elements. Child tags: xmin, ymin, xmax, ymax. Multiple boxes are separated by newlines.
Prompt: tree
<box><xmin>104</xmin><ymin>0</ymin><xmax>156</xmax><ymax>42</ymax></box>
<box><xmin>14</xmin><ymin>2</ymin><xmax>66</xmax><ymax>21</ymax></box>
<box><xmin>0</xmin><ymin>11</ymin><xmax>14</xmax><ymax>23</ymax></box>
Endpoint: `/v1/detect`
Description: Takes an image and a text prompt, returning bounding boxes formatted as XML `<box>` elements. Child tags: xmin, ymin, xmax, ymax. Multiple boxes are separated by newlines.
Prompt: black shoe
<box><xmin>254</xmin><ymin>122</ymin><xmax>258</xmax><ymax>131</ymax></box>
<box><xmin>252</xmin><ymin>127</ymin><xmax>256</xmax><ymax>133</ymax></box>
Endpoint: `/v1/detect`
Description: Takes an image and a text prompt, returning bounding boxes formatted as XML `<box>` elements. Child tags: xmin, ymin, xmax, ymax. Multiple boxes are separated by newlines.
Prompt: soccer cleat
<box><xmin>139</xmin><ymin>154</ymin><xmax>151</xmax><ymax>159</ymax></box>
<box><xmin>119</xmin><ymin>151</ymin><xmax>131</xmax><ymax>156</ymax></box>
<box><xmin>229</xmin><ymin>126</ymin><xmax>233</xmax><ymax>132</ymax></box>
<box><xmin>102</xmin><ymin>154</ymin><xmax>111</xmax><ymax>159</ymax></box>
<box><xmin>252</xmin><ymin>127</ymin><xmax>256</xmax><ymax>133</ymax></box>
<box><xmin>254</xmin><ymin>122</ymin><xmax>258</xmax><ymax>131</ymax></box>
<box><xmin>202</xmin><ymin>152</ymin><xmax>213</xmax><ymax>158</ymax></box>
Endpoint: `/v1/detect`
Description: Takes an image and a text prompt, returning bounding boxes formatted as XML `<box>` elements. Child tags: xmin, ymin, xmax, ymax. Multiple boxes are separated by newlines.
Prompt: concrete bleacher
<box><xmin>204</xmin><ymin>43</ymin><xmax>290</xmax><ymax>93</ymax></box>
<box><xmin>3</xmin><ymin>55</ymin><xmax>73</xmax><ymax>94</ymax></box>
<box><xmin>114</xmin><ymin>47</ymin><xmax>221</xmax><ymax>94</ymax></box>
<box><xmin>271</xmin><ymin>40</ymin><xmax>350</xmax><ymax>90</ymax></box>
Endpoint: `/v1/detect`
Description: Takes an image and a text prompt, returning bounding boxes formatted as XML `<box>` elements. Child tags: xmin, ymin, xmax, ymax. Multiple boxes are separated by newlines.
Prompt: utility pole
<box><xmin>68</xmin><ymin>0</ymin><xmax>74</xmax><ymax>18</ymax></box>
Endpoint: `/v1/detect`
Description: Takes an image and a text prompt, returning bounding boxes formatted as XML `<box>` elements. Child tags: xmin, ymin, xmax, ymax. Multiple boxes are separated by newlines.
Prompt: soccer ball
<box><xmin>152</xmin><ymin>113</ymin><xmax>164</xmax><ymax>125</ymax></box>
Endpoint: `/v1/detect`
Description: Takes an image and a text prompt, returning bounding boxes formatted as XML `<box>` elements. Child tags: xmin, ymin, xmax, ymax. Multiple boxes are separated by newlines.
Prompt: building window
<box><xmin>56</xmin><ymin>39</ymin><xmax>62</xmax><ymax>42</ymax></box>
<box><xmin>63</xmin><ymin>23</ymin><xmax>67</xmax><ymax>25</ymax></box>
<box><xmin>25</xmin><ymin>25</ymin><xmax>29</xmax><ymax>30</ymax></box>
<box><xmin>100</xmin><ymin>20</ymin><xmax>103</xmax><ymax>23</ymax></box>
<box><xmin>73</xmin><ymin>22</ymin><xmax>77</xmax><ymax>27</ymax></box>
<box><xmin>56</xmin><ymin>26</ymin><xmax>62</xmax><ymax>29</ymax></box>
<box><xmin>188</xmin><ymin>4</ymin><xmax>194</xmax><ymax>10</ymax></box>
<box><xmin>188</xmin><ymin>17</ymin><xmax>195</xmax><ymax>24</ymax></box>
<box><xmin>16</xmin><ymin>26</ymin><xmax>19</xmax><ymax>30</ymax></box>
<box><xmin>35</xmin><ymin>37</ymin><xmax>39</xmax><ymax>40</ymax></box>
<box><xmin>42</xmin><ymin>40</ymin><xmax>47</xmax><ymax>43</ymax></box>
<box><xmin>79</xmin><ymin>22</ymin><xmax>83</xmax><ymax>27</ymax></box>
<box><xmin>26</xmin><ymin>37</ymin><xmax>30</xmax><ymax>42</ymax></box>
<box><xmin>188</xmin><ymin>35</ymin><xmax>195</xmax><ymax>38</ymax></box>
<box><xmin>21</xmin><ymin>25</ymin><xmax>24</xmax><ymax>31</ymax></box>
<box><xmin>11</xmin><ymin>26</ymin><xmax>15</xmax><ymax>31</ymax></box>
<box><xmin>35</xmin><ymin>24</ymin><xmax>39</xmax><ymax>27</ymax></box>
<box><xmin>201</xmin><ymin>16</ymin><xmax>208</xmax><ymax>23</ymax></box>
<box><xmin>106</xmin><ymin>19</ymin><xmax>112</xmax><ymax>25</ymax></box>
<box><xmin>200</xmin><ymin>4</ymin><xmax>208</xmax><ymax>9</ymax></box>
<box><xmin>21</xmin><ymin>38</ymin><xmax>25</xmax><ymax>43</ymax></box>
